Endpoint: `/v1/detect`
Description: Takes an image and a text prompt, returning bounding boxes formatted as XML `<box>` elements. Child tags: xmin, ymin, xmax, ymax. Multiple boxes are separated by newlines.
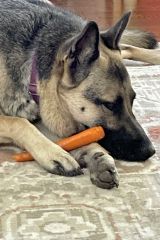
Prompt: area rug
<box><xmin>0</xmin><ymin>59</ymin><xmax>160</xmax><ymax>240</ymax></box>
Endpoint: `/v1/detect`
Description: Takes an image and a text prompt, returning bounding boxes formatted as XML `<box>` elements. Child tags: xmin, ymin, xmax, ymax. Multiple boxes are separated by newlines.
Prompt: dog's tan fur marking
<box><xmin>38</xmin><ymin>63</ymin><xmax>84</xmax><ymax>137</ymax></box>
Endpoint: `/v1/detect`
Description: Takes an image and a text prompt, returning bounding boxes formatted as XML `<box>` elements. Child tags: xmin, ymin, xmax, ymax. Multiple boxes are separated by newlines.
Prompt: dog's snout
<box><xmin>125</xmin><ymin>137</ymin><xmax>155</xmax><ymax>161</ymax></box>
<box><xmin>100</xmin><ymin>127</ymin><xmax>155</xmax><ymax>161</ymax></box>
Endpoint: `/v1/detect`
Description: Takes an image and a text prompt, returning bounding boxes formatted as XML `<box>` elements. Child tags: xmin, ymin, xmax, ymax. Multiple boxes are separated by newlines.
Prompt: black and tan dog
<box><xmin>0</xmin><ymin>0</ymin><xmax>160</xmax><ymax>189</ymax></box>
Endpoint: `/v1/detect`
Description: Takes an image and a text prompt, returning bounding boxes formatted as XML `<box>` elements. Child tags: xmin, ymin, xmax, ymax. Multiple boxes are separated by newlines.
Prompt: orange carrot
<box><xmin>13</xmin><ymin>126</ymin><xmax>105</xmax><ymax>162</ymax></box>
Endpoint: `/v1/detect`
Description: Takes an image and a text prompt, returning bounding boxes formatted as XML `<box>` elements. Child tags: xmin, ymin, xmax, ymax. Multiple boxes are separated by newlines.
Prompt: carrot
<box><xmin>13</xmin><ymin>126</ymin><xmax>105</xmax><ymax>162</ymax></box>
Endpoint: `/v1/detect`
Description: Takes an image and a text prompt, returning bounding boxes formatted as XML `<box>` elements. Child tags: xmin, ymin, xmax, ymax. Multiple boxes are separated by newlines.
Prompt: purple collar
<box><xmin>29</xmin><ymin>55</ymin><xmax>40</xmax><ymax>104</ymax></box>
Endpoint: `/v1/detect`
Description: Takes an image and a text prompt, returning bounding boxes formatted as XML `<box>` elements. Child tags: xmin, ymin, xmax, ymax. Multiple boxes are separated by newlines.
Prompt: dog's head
<box><xmin>58</xmin><ymin>12</ymin><xmax>155</xmax><ymax>161</ymax></box>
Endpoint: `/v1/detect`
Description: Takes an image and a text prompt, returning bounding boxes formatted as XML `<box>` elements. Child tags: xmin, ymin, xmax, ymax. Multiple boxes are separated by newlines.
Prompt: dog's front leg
<box><xmin>0</xmin><ymin>116</ymin><xmax>82</xmax><ymax>176</ymax></box>
<box><xmin>70</xmin><ymin>143</ymin><xmax>119</xmax><ymax>189</ymax></box>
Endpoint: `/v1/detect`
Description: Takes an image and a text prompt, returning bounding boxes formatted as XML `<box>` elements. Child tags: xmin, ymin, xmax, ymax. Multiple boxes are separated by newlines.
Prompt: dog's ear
<box><xmin>101</xmin><ymin>12</ymin><xmax>131</xmax><ymax>50</ymax></box>
<box><xmin>66</xmin><ymin>21</ymin><xmax>99</xmax><ymax>85</ymax></box>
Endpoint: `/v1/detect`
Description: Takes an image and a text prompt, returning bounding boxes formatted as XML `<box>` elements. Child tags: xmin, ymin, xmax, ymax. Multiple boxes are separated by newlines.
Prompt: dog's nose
<box><xmin>138</xmin><ymin>144</ymin><xmax>155</xmax><ymax>161</ymax></box>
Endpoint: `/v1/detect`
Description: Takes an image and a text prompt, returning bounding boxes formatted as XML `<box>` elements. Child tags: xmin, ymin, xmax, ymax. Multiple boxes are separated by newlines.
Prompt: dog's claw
<box><xmin>49</xmin><ymin>163</ymin><xmax>83</xmax><ymax>176</ymax></box>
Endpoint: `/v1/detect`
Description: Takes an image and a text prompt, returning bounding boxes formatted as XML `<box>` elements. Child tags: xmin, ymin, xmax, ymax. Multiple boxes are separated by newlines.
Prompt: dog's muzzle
<box><xmin>100</xmin><ymin>126</ymin><xmax>155</xmax><ymax>161</ymax></box>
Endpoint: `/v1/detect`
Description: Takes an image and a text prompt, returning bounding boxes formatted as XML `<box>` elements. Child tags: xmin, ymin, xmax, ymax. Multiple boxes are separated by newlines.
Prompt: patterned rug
<box><xmin>0</xmin><ymin>60</ymin><xmax>160</xmax><ymax>240</ymax></box>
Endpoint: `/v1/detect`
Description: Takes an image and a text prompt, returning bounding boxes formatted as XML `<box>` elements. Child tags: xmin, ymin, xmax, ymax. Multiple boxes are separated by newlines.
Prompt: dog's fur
<box><xmin>0</xmin><ymin>0</ymin><xmax>160</xmax><ymax>189</ymax></box>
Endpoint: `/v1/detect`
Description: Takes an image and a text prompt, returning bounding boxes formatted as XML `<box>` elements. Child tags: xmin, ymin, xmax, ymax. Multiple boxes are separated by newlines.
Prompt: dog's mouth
<box><xmin>77</xmin><ymin>123</ymin><xmax>88</xmax><ymax>133</ymax></box>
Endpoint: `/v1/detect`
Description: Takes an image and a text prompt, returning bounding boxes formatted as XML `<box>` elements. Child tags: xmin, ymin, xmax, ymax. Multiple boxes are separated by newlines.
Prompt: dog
<box><xmin>0</xmin><ymin>0</ymin><xmax>159</xmax><ymax>189</ymax></box>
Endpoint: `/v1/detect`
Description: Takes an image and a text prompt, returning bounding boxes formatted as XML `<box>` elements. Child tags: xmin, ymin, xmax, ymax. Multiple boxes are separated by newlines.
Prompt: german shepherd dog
<box><xmin>0</xmin><ymin>0</ymin><xmax>160</xmax><ymax>189</ymax></box>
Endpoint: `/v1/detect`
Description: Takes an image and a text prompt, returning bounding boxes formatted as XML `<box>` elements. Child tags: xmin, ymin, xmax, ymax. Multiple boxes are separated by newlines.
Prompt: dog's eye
<box><xmin>95</xmin><ymin>98</ymin><xmax>115</xmax><ymax>111</ymax></box>
<box><xmin>99</xmin><ymin>96</ymin><xmax>123</xmax><ymax>113</ymax></box>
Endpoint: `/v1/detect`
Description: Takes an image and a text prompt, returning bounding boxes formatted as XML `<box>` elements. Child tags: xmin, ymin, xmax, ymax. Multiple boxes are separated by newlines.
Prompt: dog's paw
<box><xmin>17</xmin><ymin>98</ymin><xmax>39</xmax><ymax>121</ymax></box>
<box><xmin>34</xmin><ymin>143</ymin><xmax>83</xmax><ymax>176</ymax></box>
<box><xmin>89</xmin><ymin>152</ymin><xmax>119</xmax><ymax>189</ymax></box>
